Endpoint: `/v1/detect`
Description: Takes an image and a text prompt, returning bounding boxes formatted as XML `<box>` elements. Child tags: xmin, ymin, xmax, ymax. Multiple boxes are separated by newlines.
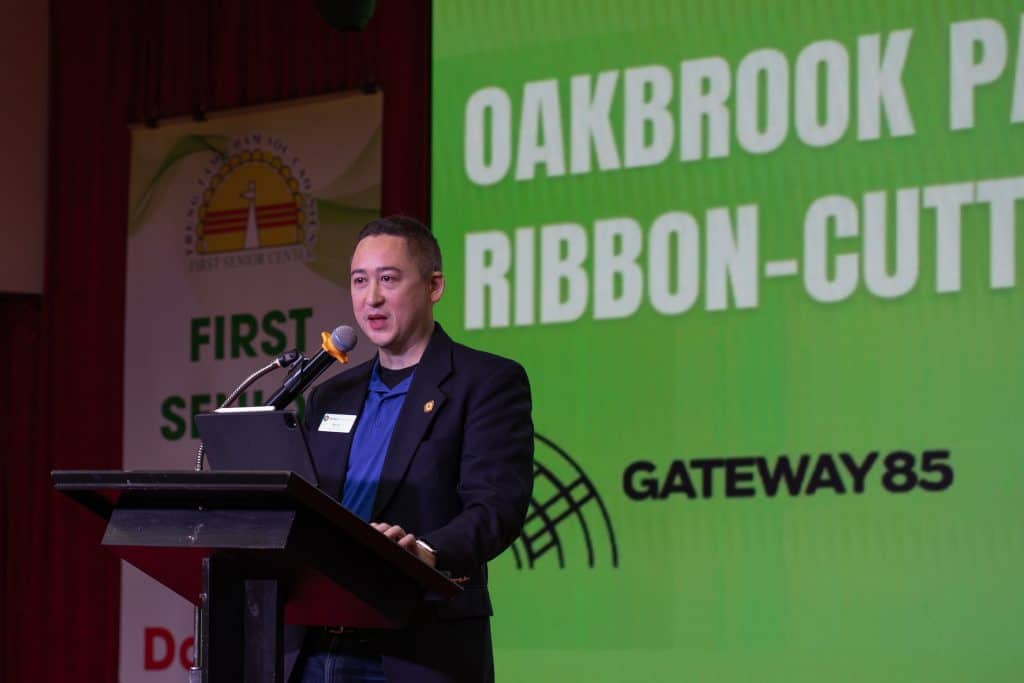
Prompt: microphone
<box><xmin>265</xmin><ymin>324</ymin><xmax>358</xmax><ymax>409</ymax></box>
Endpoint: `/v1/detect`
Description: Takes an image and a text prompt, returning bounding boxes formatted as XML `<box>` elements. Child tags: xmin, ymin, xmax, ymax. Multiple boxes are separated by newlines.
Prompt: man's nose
<box><xmin>367</xmin><ymin>280</ymin><xmax>384</xmax><ymax>305</ymax></box>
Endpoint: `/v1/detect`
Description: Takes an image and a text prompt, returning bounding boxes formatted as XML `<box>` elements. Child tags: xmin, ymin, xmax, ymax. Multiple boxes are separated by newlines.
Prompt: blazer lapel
<box><xmin>372</xmin><ymin>325</ymin><xmax>453</xmax><ymax>519</ymax></box>
<box><xmin>310</xmin><ymin>362</ymin><xmax>371</xmax><ymax>500</ymax></box>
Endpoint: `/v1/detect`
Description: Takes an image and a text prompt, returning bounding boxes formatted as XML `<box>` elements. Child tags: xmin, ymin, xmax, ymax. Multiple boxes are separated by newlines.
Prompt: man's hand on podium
<box><xmin>371</xmin><ymin>522</ymin><xmax>438</xmax><ymax>568</ymax></box>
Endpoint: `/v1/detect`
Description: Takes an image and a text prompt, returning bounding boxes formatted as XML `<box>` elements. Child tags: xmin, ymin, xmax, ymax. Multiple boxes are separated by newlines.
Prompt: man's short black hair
<box><xmin>356</xmin><ymin>215</ymin><xmax>442</xmax><ymax>278</ymax></box>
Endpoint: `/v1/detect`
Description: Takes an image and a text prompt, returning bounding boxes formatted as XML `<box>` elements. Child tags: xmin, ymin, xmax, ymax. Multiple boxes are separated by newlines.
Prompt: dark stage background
<box><xmin>0</xmin><ymin>1</ymin><xmax>428</xmax><ymax>679</ymax></box>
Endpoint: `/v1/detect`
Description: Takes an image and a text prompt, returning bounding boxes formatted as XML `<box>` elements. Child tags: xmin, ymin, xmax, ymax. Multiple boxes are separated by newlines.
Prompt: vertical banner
<box><xmin>433</xmin><ymin>2</ymin><xmax>1023</xmax><ymax>681</ymax></box>
<box><xmin>123</xmin><ymin>93</ymin><xmax>380</xmax><ymax>681</ymax></box>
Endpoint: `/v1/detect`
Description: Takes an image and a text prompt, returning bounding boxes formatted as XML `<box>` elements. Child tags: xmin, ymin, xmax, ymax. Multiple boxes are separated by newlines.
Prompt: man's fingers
<box><xmin>372</xmin><ymin>523</ymin><xmax>418</xmax><ymax>551</ymax></box>
<box><xmin>371</xmin><ymin>522</ymin><xmax>405</xmax><ymax>538</ymax></box>
<box><xmin>371</xmin><ymin>524</ymin><xmax>435</xmax><ymax>566</ymax></box>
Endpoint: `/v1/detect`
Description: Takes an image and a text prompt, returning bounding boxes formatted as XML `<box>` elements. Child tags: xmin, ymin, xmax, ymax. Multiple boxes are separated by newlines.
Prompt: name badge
<box><xmin>319</xmin><ymin>413</ymin><xmax>356</xmax><ymax>433</ymax></box>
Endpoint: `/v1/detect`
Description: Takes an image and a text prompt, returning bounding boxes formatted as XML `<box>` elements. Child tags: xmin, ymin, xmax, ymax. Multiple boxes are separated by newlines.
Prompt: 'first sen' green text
<box><xmin>160</xmin><ymin>307</ymin><xmax>315</xmax><ymax>440</ymax></box>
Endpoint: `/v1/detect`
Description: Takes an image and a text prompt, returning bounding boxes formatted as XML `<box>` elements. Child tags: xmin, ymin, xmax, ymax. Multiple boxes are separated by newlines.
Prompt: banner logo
<box><xmin>186</xmin><ymin>134</ymin><xmax>318</xmax><ymax>271</ymax></box>
<box><xmin>511</xmin><ymin>433</ymin><xmax>619</xmax><ymax>569</ymax></box>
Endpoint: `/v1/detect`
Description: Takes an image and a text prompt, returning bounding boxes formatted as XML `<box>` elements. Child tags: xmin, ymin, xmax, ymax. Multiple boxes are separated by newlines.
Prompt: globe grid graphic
<box><xmin>509</xmin><ymin>433</ymin><xmax>619</xmax><ymax>569</ymax></box>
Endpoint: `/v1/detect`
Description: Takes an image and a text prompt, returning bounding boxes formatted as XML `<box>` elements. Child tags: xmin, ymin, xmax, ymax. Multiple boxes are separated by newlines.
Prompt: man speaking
<box><xmin>290</xmin><ymin>215</ymin><xmax>535</xmax><ymax>682</ymax></box>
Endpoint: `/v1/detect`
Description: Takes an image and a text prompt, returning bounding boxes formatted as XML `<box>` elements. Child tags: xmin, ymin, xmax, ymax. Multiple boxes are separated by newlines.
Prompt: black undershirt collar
<box><xmin>378</xmin><ymin>363</ymin><xmax>417</xmax><ymax>389</ymax></box>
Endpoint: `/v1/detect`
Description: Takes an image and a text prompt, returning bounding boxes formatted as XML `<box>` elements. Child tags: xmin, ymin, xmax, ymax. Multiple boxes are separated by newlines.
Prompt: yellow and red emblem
<box><xmin>196</xmin><ymin>150</ymin><xmax>306</xmax><ymax>254</ymax></box>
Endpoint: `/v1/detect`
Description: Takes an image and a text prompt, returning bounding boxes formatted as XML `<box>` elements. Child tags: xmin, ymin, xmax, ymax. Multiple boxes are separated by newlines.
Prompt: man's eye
<box><xmin>381</xmin><ymin>274</ymin><xmax>393</xmax><ymax>282</ymax></box>
<box><xmin>352</xmin><ymin>276</ymin><xmax>365</xmax><ymax>285</ymax></box>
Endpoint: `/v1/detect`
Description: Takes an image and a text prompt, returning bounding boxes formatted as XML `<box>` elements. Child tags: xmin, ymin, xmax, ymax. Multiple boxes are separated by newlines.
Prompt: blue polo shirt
<box><xmin>340</xmin><ymin>362</ymin><xmax>414</xmax><ymax>521</ymax></box>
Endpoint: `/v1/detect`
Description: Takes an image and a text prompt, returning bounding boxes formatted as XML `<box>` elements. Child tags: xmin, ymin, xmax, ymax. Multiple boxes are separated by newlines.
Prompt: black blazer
<box><xmin>288</xmin><ymin>324</ymin><xmax>534</xmax><ymax>681</ymax></box>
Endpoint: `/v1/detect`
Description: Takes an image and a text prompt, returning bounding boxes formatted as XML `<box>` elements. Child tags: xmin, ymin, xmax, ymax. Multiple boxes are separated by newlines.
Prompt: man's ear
<box><xmin>429</xmin><ymin>271</ymin><xmax>445</xmax><ymax>303</ymax></box>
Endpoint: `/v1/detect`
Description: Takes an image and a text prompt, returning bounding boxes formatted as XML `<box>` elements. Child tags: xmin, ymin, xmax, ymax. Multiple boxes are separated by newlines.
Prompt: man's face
<box><xmin>349</xmin><ymin>234</ymin><xmax>444</xmax><ymax>363</ymax></box>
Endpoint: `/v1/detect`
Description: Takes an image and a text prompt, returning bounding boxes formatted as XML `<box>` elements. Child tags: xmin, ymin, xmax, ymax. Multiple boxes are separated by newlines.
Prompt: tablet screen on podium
<box><xmin>194</xmin><ymin>409</ymin><xmax>319</xmax><ymax>486</ymax></box>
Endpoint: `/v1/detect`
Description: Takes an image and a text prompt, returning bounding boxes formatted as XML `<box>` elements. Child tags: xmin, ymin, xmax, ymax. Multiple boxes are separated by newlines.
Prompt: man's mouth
<box><xmin>367</xmin><ymin>314</ymin><xmax>388</xmax><ymax>330</ymax></box>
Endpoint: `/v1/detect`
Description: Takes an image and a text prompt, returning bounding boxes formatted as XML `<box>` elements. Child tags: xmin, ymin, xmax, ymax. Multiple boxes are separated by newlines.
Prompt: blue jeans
<box><xmin>297</xmin><ymin>634</ymin><xmax>387</xmax><ymax>683</ymax></box>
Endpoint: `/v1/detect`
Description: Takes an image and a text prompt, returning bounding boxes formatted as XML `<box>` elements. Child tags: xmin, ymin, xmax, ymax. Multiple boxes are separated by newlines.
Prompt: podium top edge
<box><xmin>51</xmin><ymin>469</ymin><xmax>314</xmax><ymax>491</ymax></box>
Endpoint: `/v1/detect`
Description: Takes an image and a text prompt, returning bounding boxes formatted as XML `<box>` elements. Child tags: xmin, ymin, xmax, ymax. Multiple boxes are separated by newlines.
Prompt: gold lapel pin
<box><xmin>423</xmin><ymin>400</ymin><xmax>435</xmax><ymax>413</ymax></box>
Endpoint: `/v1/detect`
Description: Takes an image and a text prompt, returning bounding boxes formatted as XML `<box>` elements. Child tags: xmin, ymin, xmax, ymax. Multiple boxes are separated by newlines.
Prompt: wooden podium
<box><xmin>52</xmin><ymin>470</ymin><xmax>460</xmax><ymax>682</ymax></box>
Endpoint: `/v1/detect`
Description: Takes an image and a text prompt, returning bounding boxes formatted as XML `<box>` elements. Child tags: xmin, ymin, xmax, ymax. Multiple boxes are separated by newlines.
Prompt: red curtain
<box><xmin>0</xmin><ymin>1</ymin><xmax>429</xmax><ymax>680</ymax></box>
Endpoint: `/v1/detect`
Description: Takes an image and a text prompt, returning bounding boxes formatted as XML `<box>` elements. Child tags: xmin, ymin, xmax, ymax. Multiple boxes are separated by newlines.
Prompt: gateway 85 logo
<box><xmin>510</xmin><ymin>433</ymin><xmax>619</xmax><ymax>569</ymax></box>
<box><xmin>186</xmin><ymin>133</ymin><xmax>318</xmax><ymax>270</ymax></box>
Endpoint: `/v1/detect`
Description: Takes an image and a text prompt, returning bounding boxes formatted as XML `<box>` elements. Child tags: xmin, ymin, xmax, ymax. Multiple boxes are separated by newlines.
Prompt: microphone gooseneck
<box><xmin>191</xmin><ymin>342</ymin><xmax>343</xmax><ymax>472</ymax></box>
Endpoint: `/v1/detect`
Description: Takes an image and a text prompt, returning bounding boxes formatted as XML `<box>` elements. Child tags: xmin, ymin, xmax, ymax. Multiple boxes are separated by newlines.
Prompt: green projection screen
<box><xmin>431</xmin><ymin>2</ymin><xmax>1023</xmax><ymax>680</ymax></box>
